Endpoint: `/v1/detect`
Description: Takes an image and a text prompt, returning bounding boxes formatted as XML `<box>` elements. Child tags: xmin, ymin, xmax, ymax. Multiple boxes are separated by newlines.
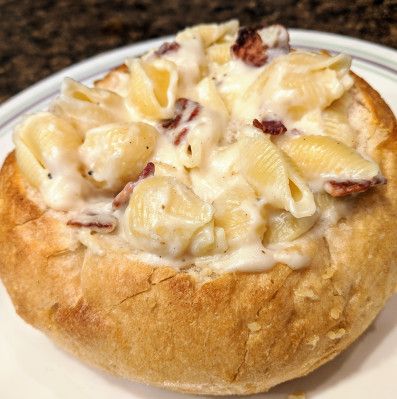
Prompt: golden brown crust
<box><xmin>0</xmin><ymin>75</ymin><xmax>397</xmax><ymax>395</ymax></box>
<box><xmin>94</xmin><ymin>63</ymin><xmax>129</xmax><ymax>90</ymax></box>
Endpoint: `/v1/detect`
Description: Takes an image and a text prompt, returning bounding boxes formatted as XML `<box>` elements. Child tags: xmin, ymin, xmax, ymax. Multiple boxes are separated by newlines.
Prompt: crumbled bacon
<box><xmin>231</xmin><ymin>27</ymin><xmax>268</xmax><ymax>67</ymax></box>
<box><xmin>112</xmin><ymin>162</ymin><xmax>155</xmax><ymax>209</ymax></box>
<box><xmin>324</xmin><ymin>176</ymin><xmax>387</xmax><ymax>197</ymax></box>
<box><xmin>232</xmin><ymin>24</ymin><xmax>290</xmax><ymax>67</ymax></box>
<box><xmin>187</xmin><ymin>104</ymin><xmax>200</xmax><ymax>122</ymax></box>
<box><xmin>137</xmin><ymin>161</ymin><xmax>155</xmax><ymax>179</ymax></box>
<box><xmin>253</xmin><ymin>119</ymin><xmax>287</xmax><ymax>135</ymax></box>
<box><xmin>173</xmin><ymin>127</ymin><xmax>189</xmax><ymax>146</ymax></box>
<box><xmin>67</xmin><ymin>213</ymin><xmax>117</xmax><ymax>233</ymax></box>
<box><xmin>155</xmin><ymin>41</ymin><xmax>180</xmax><ymax>56</ymax></box>
<box><xmin>161</xmin><ymin>98</ymin><xmax>201</xmax><ymax>145</ymax></box>
<box><xmin>161</xmin><ymin>114</ymin><xmax>182</xmax><ymax>130</ymax></box>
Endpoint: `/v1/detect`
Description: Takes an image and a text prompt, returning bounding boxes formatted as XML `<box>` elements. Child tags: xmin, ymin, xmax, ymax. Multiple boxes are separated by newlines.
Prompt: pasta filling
<box><xmin>13</xmin><ymin>20</ymin><xmax>386</xmax><ymax>273</ymax></box>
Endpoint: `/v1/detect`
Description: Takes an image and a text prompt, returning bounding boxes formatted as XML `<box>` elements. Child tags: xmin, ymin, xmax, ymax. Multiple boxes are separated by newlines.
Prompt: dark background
<box><xmin>0</xmin><ymin>0</ymin><xmax>396</xmax><ymax>104</ymax></box>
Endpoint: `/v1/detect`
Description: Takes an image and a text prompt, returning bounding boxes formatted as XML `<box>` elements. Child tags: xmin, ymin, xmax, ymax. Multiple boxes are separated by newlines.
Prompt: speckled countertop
<box><xmin>0</xmin><ymin>0</ymin><xmax>396</xmax><ymax>103</ymax></box>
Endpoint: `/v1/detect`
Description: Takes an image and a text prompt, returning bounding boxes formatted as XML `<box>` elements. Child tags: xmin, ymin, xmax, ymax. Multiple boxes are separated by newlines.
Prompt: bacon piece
<box><xmin>161</xmin><ymin>98</ymin><xmax>201</xmax><ymax>145</ymax></box>
<box><xmin>161</xmin><ymin>114</ymin><xmax>182</xmax><ymax>130</ymax></box>
<box><xmin>231</xmin><ymin>27</ymin><xmax>268</xmax><ymax>67</ymax></box>
<box><xmin>155</xmin><ymin>41</ymin><xmax>180</xmax><ymax>56</ymax></box>
<box><xmin>176</xmin><ymin>98</ymin><xmax>188</xmax><ymax>108</ymax></box>
<box><xmin>253</xmin><ymin>119</ymin><xmax>287</xmax><ymax>135</ymax></box>
<box><xmin>232</xmin><ymin>24</ymin><xmax>290</xmax><ymax>67</ymax></box>
<box><xmin>161</xmin><ymin>98</ymin><xmax>188</xmax><ymax>130</ymax></box>
<box><xmin>67</xmin><ymin>213</ymin><xmax>117</xmax><ymax>233</ymax></box>
<box><xmin>187</xmin><ymin>104</ymin><xmax>200</xmax><ymax>122</ymax></box>
<box><xmin>173</xmin><ymin>127</ymin><xmax>189</xmax><ymax>146</ymax></box>
<box><xmin>112</xmin><ymin>162</ymin><xmax>155</xmax><ymax>209</ymax></box>
<box><xmin>325</xmin><ymin>176</ymin><xmax>387</xmax><ymax>197</ymax></box>
<box><xmin>136</xmin><ymin>161</ymin><xmax>155</xmax><ymax>180</ymax></box>
<box><xmin>112</xmin><ymin>182</ymin><xmax>135</xmax><ymax>209</ymax></box>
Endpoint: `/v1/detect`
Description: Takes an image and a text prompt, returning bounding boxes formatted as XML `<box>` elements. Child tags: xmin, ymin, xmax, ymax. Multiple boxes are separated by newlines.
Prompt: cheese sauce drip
<box><xmin>13</xmin><ymin>20</ymin><xmax>384</xmax><ymax>273</ymax></box>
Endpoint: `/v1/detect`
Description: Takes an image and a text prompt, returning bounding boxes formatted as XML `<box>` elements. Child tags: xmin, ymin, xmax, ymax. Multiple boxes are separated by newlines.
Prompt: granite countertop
<box><xmin>0</xmin><ymin>0</ymin><xmax>396</xmax><ymax>103</ymax></box>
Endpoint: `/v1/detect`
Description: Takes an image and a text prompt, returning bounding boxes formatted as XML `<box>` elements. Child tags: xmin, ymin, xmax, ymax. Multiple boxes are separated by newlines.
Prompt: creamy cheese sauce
<box><xmin>13</xmin><ymin>21</ymin><xmax>384</xmax><ymax>273</ymax></box>
<box><xmin>38</xmin><ymin>146</ymin><xmax>86</xmax><ymax>211</ymax></box>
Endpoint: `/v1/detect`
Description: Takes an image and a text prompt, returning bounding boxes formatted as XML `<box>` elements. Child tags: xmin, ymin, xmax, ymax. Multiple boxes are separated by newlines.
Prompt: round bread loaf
<box><xmin>0</xmin><ymin>69</ymin><xmax>397</xmax><ymax>395</ymax></box>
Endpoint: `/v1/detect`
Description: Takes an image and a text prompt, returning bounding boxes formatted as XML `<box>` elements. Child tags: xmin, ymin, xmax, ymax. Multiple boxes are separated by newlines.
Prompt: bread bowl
<box><xmin>0</xmin><ymin>20</ymin><xmax>396</xmax><ymax>396</ymax></box>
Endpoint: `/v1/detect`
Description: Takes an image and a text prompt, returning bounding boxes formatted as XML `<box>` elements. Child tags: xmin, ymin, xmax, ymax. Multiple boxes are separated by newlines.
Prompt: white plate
<box><xmin>1</xmin><ymin>30</ymin><xmax>396</xmax><ymax>399</ymax></box>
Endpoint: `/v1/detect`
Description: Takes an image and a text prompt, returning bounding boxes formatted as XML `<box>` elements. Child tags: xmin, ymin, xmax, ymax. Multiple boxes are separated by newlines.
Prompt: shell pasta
<box><xmin>51</xmin><ymin>78</ymin><xmax>130</xmax><ymax>134</ymax></box>
<box><xmin>238</xmin><ymin>136</ymin><xmax>316</xmax><ymax>218</ymax></box>
<box><xmin>176</xmin><ymin>20</ymin><xmax>238</xmax><ymax>48</ymax></box>
<box><xmin>126</xmin><ymin>58</ymin><xmax>178</xmax><ymax>119</ymax></box>
<box><xmin>235</xmin><ymin>52</ymin><xmax>353</xmax><ymax>122</ymax></box>
<box><xmin>214</xmin><ymin>180</ymin><xmax>266</xmax><ymax>247</ymax></box>
<box><xmin>264</xmin><ymin>210</ymin><xmax>318</xmax><ymax>244</ymax></box>
<box><xmin>80</xmin><ymin>122</ymin><xmax>158</xmax><ymax>191</ymax></box>
<box><xmin>124</xmin><ymin>176</ymin><xmax>214</xmax><ymax>257</ymax></box>
<box><xmin>14</xmin><ymin>112</ymin><xmax>85</xmax><ymax>210</ymax></box>
<box><xmin>321</xmin><ymin>99</ymin><xmax>355</xmax><ymax>146</ymax></box>
<box><xmin>278</xmin><ymin>135</ymin><xmax>381</xmax><ymax>184</ymax></box>
<box><xmin>12</xmin><ymin>20</ymin><xmax>386</xmax><ymax>269</ymax></box>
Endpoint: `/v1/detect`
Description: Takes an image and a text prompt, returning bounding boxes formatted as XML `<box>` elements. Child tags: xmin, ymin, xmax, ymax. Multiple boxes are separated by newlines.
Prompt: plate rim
<box><xmin>0</xmin><ymin>27</ymin><xmax>397</xmax><ymax>399</ymax></box>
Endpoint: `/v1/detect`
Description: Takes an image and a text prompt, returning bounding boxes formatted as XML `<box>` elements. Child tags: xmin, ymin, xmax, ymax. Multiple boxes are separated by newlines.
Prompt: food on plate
<box><xmin>0</xmin><ymin>20</ymin><xmax>396</xmax><ymax>395</ymax></box>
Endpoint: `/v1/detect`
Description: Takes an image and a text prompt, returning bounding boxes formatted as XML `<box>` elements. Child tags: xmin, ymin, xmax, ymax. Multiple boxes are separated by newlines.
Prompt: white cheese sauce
<box><xmin>14</xmin><ymin>21</ymin><xmax>382</xmax><ymax>273</ymax></box>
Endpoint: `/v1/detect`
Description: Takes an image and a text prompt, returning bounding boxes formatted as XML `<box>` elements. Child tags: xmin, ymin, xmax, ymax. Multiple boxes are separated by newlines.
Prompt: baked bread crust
<box><xmin>0</xmin><ymin>74</ymin><xmax>396</xmax><ymax>395</ymax></box>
